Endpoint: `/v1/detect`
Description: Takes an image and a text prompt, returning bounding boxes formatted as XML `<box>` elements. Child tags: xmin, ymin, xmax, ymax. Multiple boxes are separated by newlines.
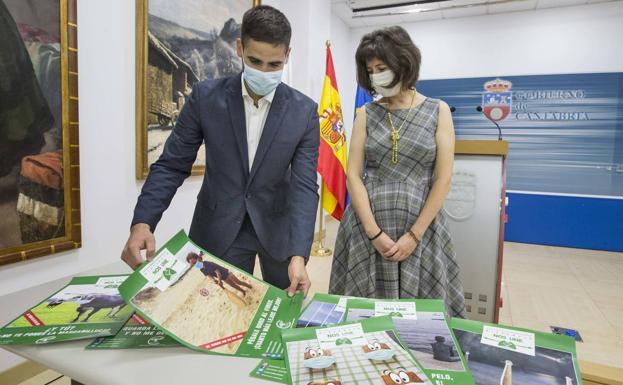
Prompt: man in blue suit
<box><xmin>121</xmin><ymin>5</ymin><xmax>319</xmax><ymax>297</ymax></box>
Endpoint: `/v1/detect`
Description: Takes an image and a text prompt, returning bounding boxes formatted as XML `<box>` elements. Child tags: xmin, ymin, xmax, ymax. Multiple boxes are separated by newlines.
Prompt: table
<box><xmin>0</xmin><ymin>262</ymin><xmax>268</xmax><ymax>385</ymax></box>
<box><xmin>3</xmin><ymin>263</ymin><xmax>623</xmax><ymax>385</ymax></box>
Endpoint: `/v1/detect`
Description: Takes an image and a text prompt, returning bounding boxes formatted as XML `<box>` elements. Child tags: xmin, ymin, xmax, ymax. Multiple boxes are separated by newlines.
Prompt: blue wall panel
<box><xmin>418</xmin><ymin>73</ymin><xmax>623</xmax><ymax>251</ymax></box>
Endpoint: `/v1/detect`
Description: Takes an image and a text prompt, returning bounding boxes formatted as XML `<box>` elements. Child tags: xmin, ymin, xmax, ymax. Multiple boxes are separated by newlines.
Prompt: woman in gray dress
<box><xmin>329</xmin><ymin>26</ymin><xmax>466</xmax><ymax>317</ymax></box>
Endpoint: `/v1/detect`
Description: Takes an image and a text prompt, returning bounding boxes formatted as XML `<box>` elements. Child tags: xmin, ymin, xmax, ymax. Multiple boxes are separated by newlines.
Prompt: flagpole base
<box><xmin>311</xmin><ymin>240</ymin><xmax>332</xmax><ymax>257</ymax></box>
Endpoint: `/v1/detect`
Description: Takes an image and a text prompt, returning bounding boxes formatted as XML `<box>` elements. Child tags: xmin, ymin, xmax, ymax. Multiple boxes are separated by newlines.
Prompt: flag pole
<box><xmin>312</xmin><ymin>178</ymin><xmax>332</xmax><ymax>257</ymax></box>
<box><xmin>312</xmin><ymin>40</ymin><xmax>334</xmax><ymax>258</ymax></box>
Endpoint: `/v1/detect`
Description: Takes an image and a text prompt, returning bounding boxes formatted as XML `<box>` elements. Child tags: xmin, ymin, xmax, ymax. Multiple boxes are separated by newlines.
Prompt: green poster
<box><xmin>345</xmin><ymin>298</ymin><xmax>475</xmax><ymax>385</ymax></box>
<box><xmin>118</xmin><ymin>230</ymin><xmax>304</xmax><ymax>358</ymax></box>
<box><xmin>251</xmin><ymin>293</ymin><xmax>353</xmax><ymax>383</ymax></box>
<box><xmin>281</xmin><ymin>316</ymin><xmax>434</xmax><ymax>385</ymax></box>
<box><xmin>451</xmin><ymin>318</ymin><xmax>583</xmax><ymax>385</ymax></box>
<box><xmin>86</xmin><ymin>313</ymin><xmax>179</xmax><ymax>349</ymax></box>
<box><xmin>0</xmin><ymin>275</ymin><xmax>133</xmax><ymax>345</ymax></box>
<box><xmin>251</xmin><ymin>359</ymin><xmax>289</xmax><ymax>383</ymax></box>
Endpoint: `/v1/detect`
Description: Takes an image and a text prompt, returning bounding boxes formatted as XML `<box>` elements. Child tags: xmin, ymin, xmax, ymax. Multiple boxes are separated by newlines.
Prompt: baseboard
<box><xmin>581</xmin><ymin>360</ymin><xmax>623</xmax><ymax>385</ymax></box>
<box><xmin>0</xmin><ymin>360</ymin><xmax>47</xmax><ymax>385</ymax></box>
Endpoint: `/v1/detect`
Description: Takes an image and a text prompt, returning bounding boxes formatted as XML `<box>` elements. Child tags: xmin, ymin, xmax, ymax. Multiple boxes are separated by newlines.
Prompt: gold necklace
<box><xmin>387</xmin><ymin>90</ymin><xmax>417</xmax><ymax>164</ymax></box>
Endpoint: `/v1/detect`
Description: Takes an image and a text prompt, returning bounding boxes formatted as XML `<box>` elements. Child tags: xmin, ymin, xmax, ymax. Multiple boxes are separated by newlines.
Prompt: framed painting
<box><xmin>135</xmin><ymin>0</ymin><xmax>261</xmax><ymax>179</ymax></box>
<box><xmin>0</xmin><ymin>0</ymin><xmax>81</xmax><ymax>266</ymax></box>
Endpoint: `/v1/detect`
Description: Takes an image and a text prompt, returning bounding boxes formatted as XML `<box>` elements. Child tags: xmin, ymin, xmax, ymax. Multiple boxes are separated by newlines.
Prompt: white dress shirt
<box><xmin>241</xmin><ymin>73</ymin><xmax>276</xmax><ymax>169</ymax></box>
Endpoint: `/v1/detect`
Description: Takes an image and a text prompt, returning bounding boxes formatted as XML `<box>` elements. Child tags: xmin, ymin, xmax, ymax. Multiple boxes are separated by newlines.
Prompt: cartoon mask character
<box><xmin>381</xmin><ymin>368</ymin><xmax>424</xmax><ymax>384</ymax></box>
<box><xmin>302</xmin><ymin>347</ymin><xmax>337</xmax><ymax>370</ymax></box>
<box><xmin>363</xmin><ymin>340</ymin><xmax>395</xmax><ymax>361</ymax></box>
<box><xmin>362</xmin><ymin>341</ymin><xmax>391</xmax><ymax>353</ymax></box>
<box><xmin>304</xmin><ymin>348</ymin><xmax>332</xmax><ymax>360</ymax></box>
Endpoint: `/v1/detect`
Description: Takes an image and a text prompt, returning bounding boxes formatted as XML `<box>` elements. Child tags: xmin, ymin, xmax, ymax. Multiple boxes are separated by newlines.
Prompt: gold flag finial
<box><xmin>326</xmin><ymin>40</ymin><xmax>331</xmax><ymax>48</ymax></box>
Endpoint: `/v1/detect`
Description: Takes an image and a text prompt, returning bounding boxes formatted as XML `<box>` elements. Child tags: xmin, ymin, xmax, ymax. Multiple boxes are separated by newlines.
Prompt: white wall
<box><xmin>330</xmin><ymin>12</ymin><xmax>357</xmax><ymax>138</ymax></box>
<box><xmin>342</xmin><ymin>1</ymin><xmax>623</xmax><ymax>116</ymax></box>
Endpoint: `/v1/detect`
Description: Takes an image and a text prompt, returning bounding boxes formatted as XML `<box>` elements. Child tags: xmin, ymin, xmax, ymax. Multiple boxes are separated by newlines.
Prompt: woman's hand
<box><xmin>384</xmin><ymin>233</ymin><xmax>418</xmax><ymax>262</ymax></box>
<box><xmin>371</xmin><ymin>232</ymin><xmax>397</xmax><ymax>257</ymax></box>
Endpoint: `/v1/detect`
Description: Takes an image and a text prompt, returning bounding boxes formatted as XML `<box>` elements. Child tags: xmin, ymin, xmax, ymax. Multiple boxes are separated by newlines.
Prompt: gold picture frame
<box><xmin>0</xmin><ymin>0</ymin><xmax>81</xmax><ymax>266</ymax></box>
<box><xmin>135</xmin><ymin>0</ymin><xmax>261</xmax><ymax>179</ymax></box>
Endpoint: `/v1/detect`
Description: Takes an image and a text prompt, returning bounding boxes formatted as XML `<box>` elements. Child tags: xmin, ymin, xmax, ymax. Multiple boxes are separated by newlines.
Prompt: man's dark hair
<box><xmin>241</xmin><ymin>5</ymin><xmax>291</xmax><ymax>48</ymax></box>
<box><xmin>355</xmin><ymin>26</ymin><xmax>421</xmax><ymax>96</ymax></box>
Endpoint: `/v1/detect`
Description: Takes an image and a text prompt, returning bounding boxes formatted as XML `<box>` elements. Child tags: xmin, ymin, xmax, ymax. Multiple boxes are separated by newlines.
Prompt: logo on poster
<box><xmin>276</xmin><ymin>320</ymin><xmax>293</xmax><ymax>329</ymax></box>
<box><xmin>35</xmin><ymin>336</ymin><xmax>57</xmax><ymax>344</ymax></box>
<box><xmin>482</xmin><ymin>78</ymin><xmax>512</xmax><ymax>122</ymax></box>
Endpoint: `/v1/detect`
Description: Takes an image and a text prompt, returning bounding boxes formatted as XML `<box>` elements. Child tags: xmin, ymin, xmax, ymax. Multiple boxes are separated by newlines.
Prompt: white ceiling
<box><xmin>331</xmin><ymin>0</ymin><xmax>621</xmax><ymax>27</ymax></box>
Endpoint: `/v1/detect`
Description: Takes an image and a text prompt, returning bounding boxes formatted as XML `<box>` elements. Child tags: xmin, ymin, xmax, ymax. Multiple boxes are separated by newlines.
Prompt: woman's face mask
<box><xmin>370</xmin><ymin>69</ymin><xmax>401</xmax><ymax>97</ymax></box>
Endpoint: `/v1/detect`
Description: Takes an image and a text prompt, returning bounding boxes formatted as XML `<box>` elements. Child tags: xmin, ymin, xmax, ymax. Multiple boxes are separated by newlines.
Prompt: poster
<box><xmin>451</xmin><ymin>318</ymin><xmax>582</xmax><ymax>385</ymax></box>
<box><xmin>118</xmin><ymin>230</ymin><xmax>304</xmax><ymax>357</ymax></box>
<box><xmin>0</xmin><ymin>275</ymin><xmax>132</xmax><ymax>344</ymax></box>
<box><xmin>346</xmin><ymin>299</ymin><xmax>475</xmax><ymax>385</ymax></box>
<box><xmin>86</xmin><ymin>312</ymin><xmax>178</xmax><ymax>349</ymax></box>
<box><xmin>251</xmin><ymin>293</ymin><xmax>352</xmax><ymax>383</ymax></box>
<box><xmin>282</xmin><ymin>316</ymin><xmax>433</xmax><ymax>385</ymax></box>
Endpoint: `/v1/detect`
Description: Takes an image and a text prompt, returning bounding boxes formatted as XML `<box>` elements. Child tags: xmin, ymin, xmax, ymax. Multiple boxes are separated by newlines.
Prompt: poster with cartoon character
<box><xmin>118</xmin><ymin>230</ymin><xmax>304</xmax><ymax>358</ymax></box>
<box><xmin>282</xmin><ymin>316</ymin><xmax>433</xmax><ymax>385</ymax></box>
<box><xmin>0</xmin><ymin>275</ymin><xmax>133</xmax><ymax>345</ymax></box>
<box><xmin>251</xmin><ymin>293</ymin><xmax>355</xmax><ymax>383</ymax></box>
<box><xmin>345</xmin><ymin>298</ymin><xmax>476</xmax><ymax>385</ymax></box>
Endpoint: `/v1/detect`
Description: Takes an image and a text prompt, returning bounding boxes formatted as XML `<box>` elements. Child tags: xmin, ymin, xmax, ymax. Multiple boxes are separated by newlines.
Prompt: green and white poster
<box><xmin>118</xmin><ymin>230</ymin><xmax>304</xmax><ymax>358</ymax></box>
<box><xmin>87</xmin><ymin>313</ymin><xmax>179</xmax><ymax>349</ymax></box>
<box><xmin>345</xmin><ymin>298</ymin><xmax>475</xmax><ymax>385</ymax></box>
<box><xmin>0</xmin><ymin>275</ymin><xmax>132</xmax><ymax>345</ymax></box>
<box><xmin>451</xmin><ymin>318</ymin><xmax>583</xmax><ymax>385</ymax></box>
<box><xmin>281</xmin><ymin>316</ymin><xmax>433</xmax><ymax>385</ymax></box>
<box><xmin>251</xmin><ymin>293</ymin><xmax>353</xmax><ymax>383</ymax></box>
<box><xmin>251</xmin><ymin>359</ymin><xmax>290</xmax><ymax>384</ymax></box>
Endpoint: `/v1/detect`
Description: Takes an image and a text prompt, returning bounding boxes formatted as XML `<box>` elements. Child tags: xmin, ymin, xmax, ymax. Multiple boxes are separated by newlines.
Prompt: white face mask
<box><xmin>243</xmin><ymin>60</ymin><xmax>283</xmax><ymax>96</ymax></box>
<box><xmin>370</xmin><ymin>69</ymin><xmax>401</xmax><ymax>97</ymax></box>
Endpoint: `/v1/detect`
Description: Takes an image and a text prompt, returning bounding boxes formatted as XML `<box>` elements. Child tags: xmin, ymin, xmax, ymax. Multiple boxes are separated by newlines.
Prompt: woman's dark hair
<box><xmin>355</xmin><ymin>26</ymin><xmax>421</xmax><ymax>96</ymax></box>
<box><xmin>241</xmin><ymin>5</ymin><xmax>291</xmax><ymax>49</ymax></box>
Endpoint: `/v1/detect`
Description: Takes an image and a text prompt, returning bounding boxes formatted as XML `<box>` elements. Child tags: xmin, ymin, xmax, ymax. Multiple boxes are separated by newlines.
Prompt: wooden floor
<box><xmin>16</xmin><ymin>370</ymin><xmax>69</xmax><ymax>385</ymax></box>
<box><xmin>12</xmin><ymin>217</ymin><xmax>623</xmax><ymax>384</ymax></box>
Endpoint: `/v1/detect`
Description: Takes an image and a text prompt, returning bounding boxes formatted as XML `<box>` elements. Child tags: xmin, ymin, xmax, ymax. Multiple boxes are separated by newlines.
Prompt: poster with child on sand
<box><xmin>119</xmin><ymin>230</ymin><xmax>304</xmax><ymax>358</ymax></box>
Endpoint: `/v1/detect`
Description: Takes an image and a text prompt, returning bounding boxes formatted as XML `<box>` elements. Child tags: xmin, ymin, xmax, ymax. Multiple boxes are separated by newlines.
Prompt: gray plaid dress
<box><xmin>329</xmin><ymin>98</ymin><xmax>466</xmax><ymax>318</ymax></box>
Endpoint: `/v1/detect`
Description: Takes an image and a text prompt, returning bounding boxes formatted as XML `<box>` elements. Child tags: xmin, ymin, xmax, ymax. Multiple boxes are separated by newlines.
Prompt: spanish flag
<box><xmin>318</xmin><ymin>44</ymin><xmax>347</xmax><ymax>221</ymax></box>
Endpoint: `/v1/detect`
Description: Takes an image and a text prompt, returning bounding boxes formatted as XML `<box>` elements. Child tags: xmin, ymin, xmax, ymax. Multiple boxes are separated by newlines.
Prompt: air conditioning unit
<box><xmin>349</xmin><ymin>0</ymin><xmax>451</xmax><ymax>13</ymax></box>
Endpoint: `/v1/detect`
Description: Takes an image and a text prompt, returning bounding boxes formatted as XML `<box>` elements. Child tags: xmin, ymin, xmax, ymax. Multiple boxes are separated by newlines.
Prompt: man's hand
<box><xmin>121</xmin><ymin>223</ymin><xmax>156</xmax><ymax>270</ymax></box>
<box><xmin>286</xmin><ymin>256</ymin><xmax>311</xmax><ymax>297</ymax></box>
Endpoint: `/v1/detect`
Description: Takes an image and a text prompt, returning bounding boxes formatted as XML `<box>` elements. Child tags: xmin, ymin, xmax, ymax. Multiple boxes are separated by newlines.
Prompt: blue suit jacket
<box><xmin>132</xmin><ymin>74</ymin><xmax>320</xmax><ymax>261</ymax></box>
